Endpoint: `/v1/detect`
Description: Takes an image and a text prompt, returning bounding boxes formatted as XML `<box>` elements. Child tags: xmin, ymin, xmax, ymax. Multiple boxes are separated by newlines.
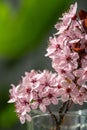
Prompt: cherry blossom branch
<box><xmin>47</xmin><ymin>106</ymin><xmax>59</xmax><ymax>130</ymax></box>
<box><xmin>8</xmin><ymin>2</ymin><xmax>87</xmax><ymax>127</ymax></box>
<box><xmin>47</xmin><ymin>100</ymin><xmax>73</xmax><ymax>130</ymax></box>
<box><xmin>56</xmin><ymin>100</ymin><xmax>73</xmax><ymax>130</ymax></box>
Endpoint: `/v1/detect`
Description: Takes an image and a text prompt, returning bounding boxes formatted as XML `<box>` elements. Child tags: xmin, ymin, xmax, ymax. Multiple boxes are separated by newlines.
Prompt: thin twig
<box><xmin>47</xmin><ymin>100</ymin><xmax>73</xmax><ymax>130</ymax></box>
<box><xmin>47</xmin><ymin>106</ymin><xmax>59</xmax><ymax>130</ymax></box>
<box><xmin>57</xmin><ymin>100</ymin><xmax>73</xmax><ymax>130</ymax></box>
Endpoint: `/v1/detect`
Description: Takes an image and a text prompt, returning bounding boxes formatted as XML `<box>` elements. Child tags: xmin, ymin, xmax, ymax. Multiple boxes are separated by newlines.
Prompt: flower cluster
<box><xmin>8</xmin><ymin>2</ymin><xmax>87</xmax><ymax>124</ymax></box>
<box><xmin>46</xmin><ymin>2</ymin><xmax>87</xmax><ymax>104</ymax></box>
<box><xmin>9</xmin><ymin>70</ymin><xmax>60</xmax><ymax>123</ymax></box>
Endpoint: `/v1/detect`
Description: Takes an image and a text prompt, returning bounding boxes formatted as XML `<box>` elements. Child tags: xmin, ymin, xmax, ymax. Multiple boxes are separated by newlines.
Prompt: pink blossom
<box><xmin>15</xmin><ymin>97</ymin><xmax>31</xmax><ymax>124</ymax></box>
<box><xmin>55</xmin><ymin>68</ymin><xmax>75</xmax><ymax>81</ymax></box>
<box><xmin>73</xmin><ymin>67</ymin><xmax>87</xmax><ymax>86</ymax></box>
<box><xmin>55</xmin><ymin>2</ymin><xmax>77</xmax><ymax>34</ymax></box>
<box><xmin>35</xmin><ymin>70</ymin><xmax>58</xmax><ymax>93</ymax></box>
<box><xmin>22</xmin><ymin>70</ymin><xmax>40</xmax><ymax>88</ymax></box>
<box><xmin>45</xmin><ymin>88</ymin><xmax>59</xmax><ymax>105</ymax></box>
<box><xmin>52</xmin><ymin>46</ymin><xmax>79</xmax><ymax>72</ymax></box>
<box><xmin>45</xmin><ymin>37</ymin><xmax>62</xmax><ymax>58</ymax></box>
<box><xmin>73</xmin><ymin>87</ymin><xmax>87</xmax><ymax>105</ymax></box>
<box><xmin>8</xmin><ymin>84</ymin><xmax>21</xmax><ymax>103</ymax></box>
<box><xmin>60</xmin><ymin>77</ymin><xmax>77</xmax><ymax>102</ymax></box>
<box><xmin>19</xmin><ymin>113</ymin><xmax>32</xmax><ymax>124</ymax></box>
<box><xmin>81</xmin><ymin>55</ymin><xmax>87</xmax><ymax>68</ymax></box>
<box><xmin>45</xmin><ymin>35</ymin><xmax>65</xmax><ymax>58</ymax></box>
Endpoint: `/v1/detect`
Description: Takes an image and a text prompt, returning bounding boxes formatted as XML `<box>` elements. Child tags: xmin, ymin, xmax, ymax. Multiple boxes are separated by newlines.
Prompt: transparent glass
<box><xmin>27</xmin><ymin>102</ymin><xmax>87</xmax><ymax>130</ymax></box>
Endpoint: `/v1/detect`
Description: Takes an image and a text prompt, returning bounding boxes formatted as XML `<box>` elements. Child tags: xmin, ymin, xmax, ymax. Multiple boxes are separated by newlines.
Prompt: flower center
<box><xmin>57</xmin><ymin>85</ymin><xmax>62</xmax><ymax>89</ymax></box>
<box><xmin>26</xmin><ymin>88</ymin><xmax>31</xmax><ymax>93</ymax></box>
<box><xmin>61</xmin><ymin>69</ymin><xmax>66</xmax><ymax>74</ymax></box>
<box><xmin>48</xmin><ymin>93</ymin><xmax>53</xmax><ymax>98</ymax></box>
<box><xmin>31</xmin><ymin>79</ymin><xmax>37</xmax><ymax>83</ymax></box>
<box><xmin>56</xmin><ymin>44</ymin><xmax>61</xmax><ymax>51</ymax></box>
<box><xmin>37</xmin><ymin>98</ymin><xmax>42</xmax><ymax>103</ymax></box>
<box><xmin>66</xmin><ymin>88</ymin><xmax>71</xmax><ymax>93</ymax></box>
<box><xmin>66</xmin><ymin>56</ymin><xmax>71</xmax><ymax>62</ymax></box>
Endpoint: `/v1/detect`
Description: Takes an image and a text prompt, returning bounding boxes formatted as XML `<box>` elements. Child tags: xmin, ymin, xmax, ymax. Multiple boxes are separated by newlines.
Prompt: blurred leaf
<box><xmin>0</xmin><ymin>105</ymin><xmax>18</xmax><ymax>128</ymax></box>
<box><xmin>0</xmin><ymin>87</ymin><xmax>18</xmax><ymax>128</ymax></box>
<box><xmin>0</xmin><ymin>0</ymin><xmax>73</xmax><ymax>58</ymax></box>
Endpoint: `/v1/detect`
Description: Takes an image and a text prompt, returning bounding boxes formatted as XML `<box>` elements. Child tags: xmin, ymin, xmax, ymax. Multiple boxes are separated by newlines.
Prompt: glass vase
<box><xmin>27</xmin><ymin>102</ymin><xmax>87</xmax><ymax>130</ymax></box>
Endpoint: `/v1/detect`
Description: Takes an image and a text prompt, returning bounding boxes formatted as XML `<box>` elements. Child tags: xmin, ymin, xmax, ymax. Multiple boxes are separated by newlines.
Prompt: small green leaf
<box><xmin>30</xmin><ymin>99</ymin><xmax>35</xmax><ymax>103</ymax></box>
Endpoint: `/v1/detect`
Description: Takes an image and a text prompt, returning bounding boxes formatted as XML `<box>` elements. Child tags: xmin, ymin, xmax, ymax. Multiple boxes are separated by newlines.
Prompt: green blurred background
<box><xmin>0</xmin><ymin>0</ymin><xmax>86</xmax><ymax>130</ymax></box>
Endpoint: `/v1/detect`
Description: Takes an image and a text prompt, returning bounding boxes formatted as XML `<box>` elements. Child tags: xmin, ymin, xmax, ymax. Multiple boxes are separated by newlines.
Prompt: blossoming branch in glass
<box><xmin>8</xmin><ymin>2</ymin><xmax>87</xmax><ymax>125</ymax></box>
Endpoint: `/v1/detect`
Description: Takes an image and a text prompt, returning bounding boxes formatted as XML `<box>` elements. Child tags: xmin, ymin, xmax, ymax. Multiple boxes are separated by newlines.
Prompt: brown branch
<box><xmin>47</xmin><ymin>106</ymin><xmax>59</xmax><ymax>130</ymax></box>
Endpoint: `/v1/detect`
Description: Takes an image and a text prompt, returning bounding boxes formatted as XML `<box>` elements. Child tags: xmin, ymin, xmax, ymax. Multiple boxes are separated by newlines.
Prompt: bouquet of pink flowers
<box><xmin>8</xmin><ymin>2</ymin><xmax>87</xmax><ymax>129</ymax></box>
